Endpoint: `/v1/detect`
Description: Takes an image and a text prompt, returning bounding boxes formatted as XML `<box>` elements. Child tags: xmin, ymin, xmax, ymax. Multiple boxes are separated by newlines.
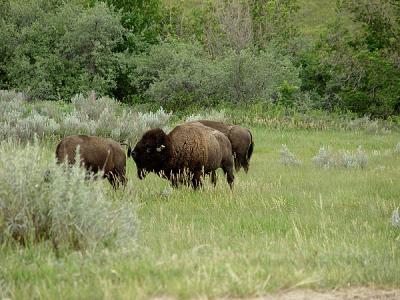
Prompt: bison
<box><xmin>129</xmin><ymin>122</ymin><xmax>234</xmax><ymax>189</ymax></box>
<box><xmin>55</xmin><ymin>135</ymin><xmax>127</xmax><ymax>188</ymax></box>
<box><xmin>188</xmin><ymin>120</ymin><xmax>254</xmax><ymax>172</ymax></box>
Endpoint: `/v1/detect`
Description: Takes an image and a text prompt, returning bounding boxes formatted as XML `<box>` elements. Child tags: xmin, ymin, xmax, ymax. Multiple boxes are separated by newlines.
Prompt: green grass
<box><xmin>1</xmin><ymin>127</ymin><xmax>400</xmax><ymax>299</ymax></box>
<box><xmin>165</xmin><ymin>0</ymin><xmax>338</xmax><ymax>39</ymax></box>
<box><xmin>296</xmin><ymin>0</ymin><xmax>336</xmax><ymax>37</ymax></box>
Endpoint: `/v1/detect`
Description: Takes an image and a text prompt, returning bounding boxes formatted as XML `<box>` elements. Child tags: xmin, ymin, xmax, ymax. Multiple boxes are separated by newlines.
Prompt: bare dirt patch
<box><xmin>153</xmin><ymin>288</ymin><xmax>400</xmax><ymax>300</ymax></box>
<box><xmin>244</xmin><ymin>288</ymin><xmax>400</xmax><ymax>300</ymax></box>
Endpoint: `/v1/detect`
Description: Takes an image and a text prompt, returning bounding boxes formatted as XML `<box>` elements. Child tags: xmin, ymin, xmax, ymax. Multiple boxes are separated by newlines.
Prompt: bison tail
<box><xmin>246</xmin><ymin>130</ymin><xmax>254</xmax><ymax>161</ymax></box>
<box><xmin>243</xmin><ymin>130</ymin><xmax>254</xmax><ymax>173</ymax></box>
<box><xmin>55</xmin><ymin>142</ymin><xmax>62</xmax><ymax>164</ymax></box>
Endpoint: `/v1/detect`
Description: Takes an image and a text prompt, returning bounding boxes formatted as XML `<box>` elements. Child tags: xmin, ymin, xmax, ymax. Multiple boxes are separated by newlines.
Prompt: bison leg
<box><xmin>106</xmin><ymin>168</ymin><xmax>126</xmax><ymax>190</ymax></box>
<box><xmin>170</xmin><ymin>174</ymin><xmax>180</xmax><ymax>188</ymax></box>
<box><xmin>117</xmin><ymin>172</ymin><xmax>127</xmax><ymax>188</ymax></box>
<box><xmin>191</xmin><ymin>170</ymin><xmax>203</xmax><ymax>189</ymax></box>
<box><xmin>210</xmin><ymin>171</ymin><xmax>217</xmax><ymax>187</ymax></box>
<box><xmin>234</xmin><ymin>156</ymin><xmax>242</xmax><ymax>172</ymax></box>
<box><xmin>222</xmin><ymin>165</ymin><xmax>234</xmax><ymax>190</ymax></box>
<box><xmin>242</xmin><ymin>158</ymin><xmax>250</xmax><ymax>173</ymax></box>
<box><xmin>106</xmin><ymin>174</ymin><xmax>117</xmax><ymax>189</ymax></box>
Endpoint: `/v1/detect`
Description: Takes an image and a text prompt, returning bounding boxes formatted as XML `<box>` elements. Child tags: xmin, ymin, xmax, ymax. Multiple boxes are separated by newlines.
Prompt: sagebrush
<box><xmin>0</xmin><ymin>90</ymin><xmax>171</xmax><ymax>143</ymax></box>
<box><xmin>0</xmin><ymin>141</ymin><xmax>137</xmax><ymax>251</ymax></box>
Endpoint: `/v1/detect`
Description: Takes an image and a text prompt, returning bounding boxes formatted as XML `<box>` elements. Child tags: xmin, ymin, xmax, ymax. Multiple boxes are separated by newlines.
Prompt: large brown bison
<box><xmin>55</xmin><ymin>135</ymin><xmax>127</xmax><ymax>188</ymax></box>
<box><xmin>129</xmin><ymin>122</ymin><xmax>234</xmax><ymax>189</ymax></box>
<box><xmin>189</xmin><ymin>120</ymin><xmax>254</xmax><ymax>172</ymax></box>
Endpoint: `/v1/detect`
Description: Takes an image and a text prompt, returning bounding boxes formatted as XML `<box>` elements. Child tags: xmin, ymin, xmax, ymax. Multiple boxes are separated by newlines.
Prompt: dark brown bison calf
<box><xmin>129</xmin><ymin>122</ymin><xmax>234</xmax><ymax>189</ymax></box>
<box><xmin>190</xmin><ymin>120</ymin><xmax>254</xmax><ymax>172</ymax></box>
<box><xmin>55</xmin><ymin>135</ymin><xmax>127</xmax><ymax>188</ymax></box>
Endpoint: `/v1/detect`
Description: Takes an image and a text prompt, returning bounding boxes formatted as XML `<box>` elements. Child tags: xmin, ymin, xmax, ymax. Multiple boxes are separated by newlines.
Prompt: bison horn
<box><xmin>156</xmin><ymin>144</ymin><xmax>165</xmax><ymax>152</ymax></box>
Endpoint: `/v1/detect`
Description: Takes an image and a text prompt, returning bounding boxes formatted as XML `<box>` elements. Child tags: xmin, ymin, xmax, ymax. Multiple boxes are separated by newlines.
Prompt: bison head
<box><xmin>129</xmin><ymin>128</ymin><xmax>170</xmax><ymax>179</ymax></box>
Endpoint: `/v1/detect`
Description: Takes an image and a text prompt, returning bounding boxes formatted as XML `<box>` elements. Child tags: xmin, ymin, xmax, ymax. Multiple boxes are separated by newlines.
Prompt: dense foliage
<box><xmin>0</xmin><ymin>0</ymin><xmax>399</xmax><ymax>117</ymax></box>
<box><xmin>131</xmin><ymin>42</ymin><xmax>301</xmax><ymax>110</ymax></box>
<box><xmin>300</xmin><ymin>0</ymin><xmax>400</xmax><ymax>117</ymax></box>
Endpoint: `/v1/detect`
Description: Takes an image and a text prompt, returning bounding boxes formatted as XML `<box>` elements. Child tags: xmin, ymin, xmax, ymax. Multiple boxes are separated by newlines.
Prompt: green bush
<box><xmin>105</xmin><ymin>0</ymin><xmax>163</xmax><ymax>53</ymax></box>
<box><xmin>217</xmin><ymin>48</ymin><xmax>301</xmax><ymax>103</ymax></box>
<box><xmin>299</xmin><ymin>1</ymin><xmax>400</xmax><ymax>117</ymax></box>
<box><xmin>132</xmin><ymin>42</ymin><xmax>301</xmax><ymax>110</ymax></box>
<box><xmin>0</xmin><ymin>141</ymin><xmax>137</xmax><ymax>251</ymax></box>
<box><xmin>0</xmin><ymin>1</ymin><xmax>124</xmax><ymax>100</ymax></box>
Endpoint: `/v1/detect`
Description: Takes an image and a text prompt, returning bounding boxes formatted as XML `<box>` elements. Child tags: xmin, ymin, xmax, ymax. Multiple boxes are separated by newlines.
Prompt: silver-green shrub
<box><xmin>280</xmin><ymin>144</ymin><xmax>302</xmax><ymax>166</ymax></box>
<box><xmin>312</xmin><ymin>147</ymin><xmax>336</xmax><ymax>168</ymax></box>
<box><xmin>312</xmin><ymin>146</ymin><xmax>368</xmax><ymax>169</ymax></box>
<box><xmin>59</xmin><ymin>113</ymin><xmax>97</xmax><ymax>136</ymax></box>
<box><xmin>0</xmin><ymin>91</ymin><xmax>171</xmax><ymax>143</ymax></box>
<box><xmin>395</xmin><ymin>142</ymin><xmax>400</xmax><ymax>154</ymax></box>
<box><xmin>0</xmin><ymin>141</ymin><xmax>137</xmax><ymax>251</ymax></box>
<box><xmin>71</xmin><ymin>92</ymin><xmax>120</xmax><ymax>120</ymax></box>
<box><xmin>339</xmin><ymin>146</ymin><xmax>368</xmax><ymax>169</ymax></box>
<box><xmin>392</xmin><ymin>208</ymin><xmax>400</xmax><ymax>227</ymax></box>
<box><xmin>12</xmin><ymin>113</ymin><xmax>60</xmax><ymax>141</ymax></box>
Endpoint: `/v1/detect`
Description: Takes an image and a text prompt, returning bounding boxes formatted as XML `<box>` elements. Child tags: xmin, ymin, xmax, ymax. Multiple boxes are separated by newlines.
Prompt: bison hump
<box><xmin>169</xmin><ymin>124</ymin><xmax>220</xmax><ymax>168</ymax></box>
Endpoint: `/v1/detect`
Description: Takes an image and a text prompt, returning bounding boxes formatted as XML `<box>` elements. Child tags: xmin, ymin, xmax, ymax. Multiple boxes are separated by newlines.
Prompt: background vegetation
<box><xmin>0</xmin><ymin>0</ymin><xmax>399</xmax><ymax>117</ymax></box>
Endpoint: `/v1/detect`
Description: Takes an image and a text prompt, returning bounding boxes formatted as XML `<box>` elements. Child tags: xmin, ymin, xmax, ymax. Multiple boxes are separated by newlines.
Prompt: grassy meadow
<box><xmin>166</xmin><ymin>0</ymin><xmax>337</xmax><ymax>38</ymax></box>
<box><xmin>1</xmin><ymin>124</ymin><xmax>400</xmax><ymax>299</ymax></box>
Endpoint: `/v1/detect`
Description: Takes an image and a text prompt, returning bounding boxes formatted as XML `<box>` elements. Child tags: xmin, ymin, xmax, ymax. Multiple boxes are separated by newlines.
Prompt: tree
<box><xmin>0</xmin><ymin>1</ymin><xmax>124</xmax><ymax>100</ymax></box>
<box><xmin>299</xmin><ymin>0</ymin><xmax>400</xmax><ymax>117</ymax></box>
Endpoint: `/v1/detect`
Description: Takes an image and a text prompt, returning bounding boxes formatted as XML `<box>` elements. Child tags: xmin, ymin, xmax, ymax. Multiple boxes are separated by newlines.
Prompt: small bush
<box><xmin>312</xmin><ymin>147</ymin><xmax>336</xmax><ymax>168</ymax></box>
<box><xmin>12</xmin><ymin>113</ymin><xmax>60</xmax><ymax>141</ymax></box>
<box><xmin>0</xmin><ymin>141</ymin><xmax>137</xmax><ymax>251</ymax></box>
<box><xmin>280</xmin><ymin>144</ymin><xmax>302</xmax><ymax>166</ymax></box>
<box><xmin>71</xmin><ymin>92</ymin><xmax>120</xmax><ymax>120</ymax></box>
<box><xmin>395</xmin><ymin>143</ymin><xmax>400</xmax><ymax>154</ymax></box>
<box><xmin>339</xmin><ymin>146</ymin><xmax>368</xmax><ymax>169</ymax></box>
<box><xmin>392</xmin><ymin>208</ymin><xmax>400</xmax><ymax>227</ymax></box>
<box><xmin>59</xmin><ymin>114</ymin><xmax>96</xmax><ymax>137</ymax></box>
<box><xmin>312</xmin><ymin>146</ymin><xmax>368</xmax><ymax>169</ymax></box>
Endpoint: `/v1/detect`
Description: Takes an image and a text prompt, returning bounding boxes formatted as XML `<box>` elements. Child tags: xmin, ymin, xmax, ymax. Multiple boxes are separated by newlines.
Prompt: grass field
<box><xmin>165</xmin><ymin>0</ymin><xmax>338</xmax><ymax>38</ymax></box>
<box><xmin>1</xmin><ymin>126</ymin><xmax>400</xmax><ymax>299</ymax></box>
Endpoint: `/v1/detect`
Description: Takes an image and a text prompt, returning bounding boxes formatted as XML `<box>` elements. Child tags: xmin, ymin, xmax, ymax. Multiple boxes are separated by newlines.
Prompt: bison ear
<box><xmin>156</xmin><ymin>144</ymin><xmax>165</xmax><ymax>152</ymax></box>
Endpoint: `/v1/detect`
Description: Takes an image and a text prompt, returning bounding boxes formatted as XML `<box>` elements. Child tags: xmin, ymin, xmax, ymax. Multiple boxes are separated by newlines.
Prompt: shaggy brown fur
<box><xmin>189</xmin><ymin>120</ymin><xmax>254</xmax><ymax>172</ymax></box>
<box><xmin>129</xmin><ymin>122</ymin><xmax>234</xmax><ymax>189</ymax></box>
<box><xmin>55</xmin><ymin>135</ymin><xmax>126</xmax><ymax>188</ymax></box>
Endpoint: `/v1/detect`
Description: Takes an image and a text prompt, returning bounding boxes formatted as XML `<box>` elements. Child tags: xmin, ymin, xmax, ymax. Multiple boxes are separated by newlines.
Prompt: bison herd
<box><xmin>55</xmin><ymin>120</ymin><xmax>254</xmax><ymax>190</ymax></box>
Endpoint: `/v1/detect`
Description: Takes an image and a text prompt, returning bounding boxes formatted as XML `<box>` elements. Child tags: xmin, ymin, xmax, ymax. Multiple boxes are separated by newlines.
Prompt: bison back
<box><xmin>196</xmin><ymin>120</ymin><xmax>232</xmax><ymax>136</ymax></box>
<box><xmin>169</xmin><ymin>123</ymin><xmax>223</xmax><ymax>172</ymax></box>
<box><xmin>56</xmin><ymin>135</ymin><xmax>124</xmax><ymax>174</ymax></box>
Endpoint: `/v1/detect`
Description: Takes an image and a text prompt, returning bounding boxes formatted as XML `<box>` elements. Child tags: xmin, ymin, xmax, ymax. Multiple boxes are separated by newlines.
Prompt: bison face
<box><xmin>130</xmin><ymin>128</ymin><xmax>170</xmax><ymax>179</ymax></box>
